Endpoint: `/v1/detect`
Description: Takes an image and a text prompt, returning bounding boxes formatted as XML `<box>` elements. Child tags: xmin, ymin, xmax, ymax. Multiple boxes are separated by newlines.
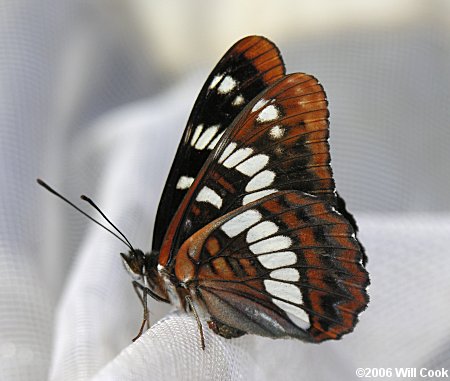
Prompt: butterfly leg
<box><xmin>131</xmin><ymin>281</ymin><xmax>168</xmax><ymax>341</ymax></box>
<box><xmin>207</xmin><ymin>318</ymin><xmax>246</xmax><ymax>339</ymax></box>
<box><xmin>185</xmin><ymin>295</ymin><xmax>205</xmax><ymax>350</ymax></box>
<box><xmin>131</xmin><ymin>281</ymin><xmax>149</xmax><ymax>341</ymax></box>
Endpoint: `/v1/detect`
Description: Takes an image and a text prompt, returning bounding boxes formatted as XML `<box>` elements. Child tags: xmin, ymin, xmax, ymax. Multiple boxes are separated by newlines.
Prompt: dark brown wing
<box><xmin>160</xmin><ymin>73</ymin><xmax>349</xmax><ymax>267</ymax></box>
<box><xmin>152</xmin><ymin>36</ymin><xmax>285</xmax><ymax>252</ymax></box>
<box><xmin>174</xmin><ymin>191</ymin><xmax>369</xmax><ymax>341</ymax></box>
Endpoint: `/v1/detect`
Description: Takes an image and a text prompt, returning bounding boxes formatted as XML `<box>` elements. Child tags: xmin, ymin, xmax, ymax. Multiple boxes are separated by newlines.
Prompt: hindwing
<box><xmin>174</xmin><ymin>191</ymin><xmax>369</xmax><ymax>341</ymax></box>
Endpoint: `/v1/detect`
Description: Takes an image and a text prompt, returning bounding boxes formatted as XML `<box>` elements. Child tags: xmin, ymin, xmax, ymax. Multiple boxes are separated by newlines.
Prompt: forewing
<box><xmin>152</xmin><ymin>36</ymin><xmax>285</xmax><ymax>251</ymax></box>
<box><xmin>160</xmin><ymin>73</ymin><xmax>357</xmax><ymax>266</ymax></box>
<box><xmin>174</xmin><ymin>191</ymin><xmax>369</xmax><ymax>342</ymax></box>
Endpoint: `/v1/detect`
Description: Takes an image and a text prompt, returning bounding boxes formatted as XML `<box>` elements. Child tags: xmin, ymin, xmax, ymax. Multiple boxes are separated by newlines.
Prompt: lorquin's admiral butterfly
<box><xmin>38</xmin><ymin>36</ymin><xmax>369</xmax><ymax>349</ymax></box>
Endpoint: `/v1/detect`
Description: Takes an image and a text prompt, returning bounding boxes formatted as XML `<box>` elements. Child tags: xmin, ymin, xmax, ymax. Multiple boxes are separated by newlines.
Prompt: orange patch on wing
<box><xmin>280</xmin><ymin>98</ymin><xmax>327</xmax><ymax>115</ymax></box>
<box><xmin>205</xmin><ymin>236</ymin><xmax>221</xmax><ymax>256</ymax></box>
<box><xmin>211</xmin><ymin>257</ymin><xmax>234</xmax><ymax>278</ymax></box>
<box><xmin>279</xmin><ymin>210</ymin><xmax>301</xmax><ymax>227</ymax></box>
<box><xmin>298</xmin><ymin>226</ymin><xmax>316</xmax><ymax>247</ymax></box>
<box><xmin>285</xmin><ymin>192</ymin><xmax>313</xmax><ymax>206</ymax></box>
<box><xmin>191</xmin><ymin>205</ymin><xmax>201</xmax><ymax>217</ymax></box>
<box><xmin>305</xmin><ymin>166</ymin><xmax>332</xmax><ymax>182</ymax></box>
<box><xmin>238</xmin><ymin>37</ymin><xmax>285</xmax><ymax>84</ymax></box>
<box><xmin>216</xmin><ymin>173</ymin><xmax>236</xmax><ymax>194</ymax></box>
<box><xmin>262</xmin><ymin>198</ymin><xmax>285</xmax><ymax>214</ymax></box>
<box><xmin>304</xmin><ymin>128</ymin><xmax>329</xmax><ymax>142</ymax></box>
<box><xmin>240</xmin><ymin>258</ymin><xmax>257</xmax><ymax>277</ymax></box>
<box><xmin>307</xmin><ymin>152</ymin><xmax>331</xmax><ymax>166</ymax></box>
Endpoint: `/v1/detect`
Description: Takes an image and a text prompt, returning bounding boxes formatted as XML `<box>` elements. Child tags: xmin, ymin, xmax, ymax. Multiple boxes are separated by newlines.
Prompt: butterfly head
<box><xmin>121</xmin><ymin>249</ymin><xmax>146</xmax><ymax>278</ymax></box>
<box><xmin>121</xmin><ymin>249</ymin><xmax>170</xmax><ymax>303</ymax></box>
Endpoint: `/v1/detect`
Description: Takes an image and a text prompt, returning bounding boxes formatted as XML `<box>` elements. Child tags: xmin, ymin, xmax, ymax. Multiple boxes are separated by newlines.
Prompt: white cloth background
<box><xmin>1</xmin><ymin>1</ymin><xmax>450</xmax><ymax>380</ymax></box>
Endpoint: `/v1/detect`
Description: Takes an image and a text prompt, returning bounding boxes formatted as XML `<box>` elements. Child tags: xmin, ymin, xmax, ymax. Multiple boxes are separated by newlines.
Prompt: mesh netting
<box><xmin>1</xmin><ymin>1</ymin><xmax>450</xmax><ymax>380</ymax></box>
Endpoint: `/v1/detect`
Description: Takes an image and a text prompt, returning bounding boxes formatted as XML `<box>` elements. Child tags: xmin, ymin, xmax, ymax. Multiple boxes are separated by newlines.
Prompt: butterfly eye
<box><xmin>121</xmin><ymin>250</ymin><xmax>145</xmax><ymax>276</ymax></box>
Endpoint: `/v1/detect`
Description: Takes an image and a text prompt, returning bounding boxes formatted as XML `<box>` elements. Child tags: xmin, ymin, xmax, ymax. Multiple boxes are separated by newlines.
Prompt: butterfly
<box><xmin>38</xmin><ymin>35</ymin><xmax>369</xmax><ymax>349</ymax></box>
<box><xmin>119</xmin><ymin>35</ymin><xmax>369</xmax><ymax>347</ymax></box>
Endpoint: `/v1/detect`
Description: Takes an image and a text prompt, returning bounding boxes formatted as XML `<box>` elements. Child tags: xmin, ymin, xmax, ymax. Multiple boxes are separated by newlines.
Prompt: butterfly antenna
<box><xmin>80</xmin><ymin>194</ymin><xmax>135</xmax><ymax>251</ymax></box>
<box><xmin>36</xmin><ymin>178</ymin><xmax>133</xmax><ymax>250</ymax></box>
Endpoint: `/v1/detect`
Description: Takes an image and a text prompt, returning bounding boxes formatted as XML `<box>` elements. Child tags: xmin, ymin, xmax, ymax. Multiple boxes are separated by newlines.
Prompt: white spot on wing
<box><xmin>221</xmin><ymin>209</ymin><xmax>262</xmax><ymax>238</ymax></box>
<box><xmin>264</xmin><ymin>279</ymin><xmax>301</xmax><ymax>304</ymax></box>
<box><xmin>246</xmin><ymin>221</ymin><xmax>279</xmax><ymax>243</ymax></box>
<box><xmin>217</xmin><ymin>75</ymin><xmax>237</xmax><ymax>94</ymax></box>
<box><xmin>195</xmin><ymin>125</ymin><xmax>219</xmax><ymax>150</ymax></box>
<box><xmin>207</xmin><ymin>130</ymin><xmax>224</xmax><ymax>150</ymax></box>
<box><xmin>273</xmin><ymin>299</ymin><xmax>310</xmax><ymax>329</ymax></box>
<box><xmin>176</xmin><ymin>176</ymin><xmax>194</xmax><ymax>190</ymax></box>
<box><xmin>209</xmin><ymin>74</ymin><xmax>224</xmax><ymax>89</ymax></box>
<box><xmin>245</xmin><ymin>170</ymin><xmax>276</xmax><ymax>192</ymax></box>
<box><xmin>270</xmin><ymin>268</ymin><xmax>300</xmax><ymax>282</ymax></box>
<box><xmin>190</xmin><ymin>124</ymin><xmax>203</xmax><ymax>146</ymax></box>
<box><xmin>257</xmin><ymin>105</ymin><xmax>280</xmax><ymax>123</ymax></box>
<box><xmin>250</xmin><ymin>236</ymin><xmax>292</xmax><ymax>254</ymax></box>
<box><xmin>218</xmin><ymin>142</ymin><xmax>237</xmax><ymax>163</ymax></box>
<box><xmin>235</xmin><ymin>154</ymin><xmax>269</xmax><ymax>176</ymax></box>
<box><xmin>269</xmin><ymin>125</ymin><xmax>285</xmax><ymax>139</ymax></box>
<box><xmin>232</xmin><ymin>94</ymin><xmax>245</xmax><ymax>106</ymax></box>
<box><xmin>243</xmin><ymin>189</ymin><xmax>277</xmax><ymax>205</ymax></box>
<box><xmin>223</xmin><ymin>148</ymin><xmax>253</xmax><ymax>168</ymax></box>
<box><xmin>196</xmin><ymin>186</ymin><xmax>222</xmax><ymax>209</ymax></box>
<box><xmin>251</xmin><ymin>98</ymin><xmax>269</xmax><ymax>112</ymax></box>
<box><xmin>258</xmin><ymin>251</ymin><xmax>297</xmax><ymax>269</ymax></box>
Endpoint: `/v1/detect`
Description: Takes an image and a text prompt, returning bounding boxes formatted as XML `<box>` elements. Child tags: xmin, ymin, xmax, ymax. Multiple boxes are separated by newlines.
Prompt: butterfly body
<box><xmin>123</xmin><ymin>36</ymin><xmax>369</xmax><ymax>344</ymax></box>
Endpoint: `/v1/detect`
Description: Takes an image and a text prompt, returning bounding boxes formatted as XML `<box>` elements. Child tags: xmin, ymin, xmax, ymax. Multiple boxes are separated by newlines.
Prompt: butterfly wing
<box><xmin>159</xmin><ymin>73</ymin><xmax>362</xmax><ymax>267</ymax></box>
<box><xmin>174</xmin><ymin>191</ymin><xmax>369</xmax><ymax>341</ymax></box>
<box><xmin>152</xmin><ymin>36</ymin><xmax>285</xmax><ymax>251</ymax></box>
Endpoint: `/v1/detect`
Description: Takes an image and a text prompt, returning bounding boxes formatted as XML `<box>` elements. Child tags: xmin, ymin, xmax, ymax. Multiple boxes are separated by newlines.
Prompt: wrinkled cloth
<box><xmin>1</xmin><ymin>1</ymin><xmax>450</xmax><ymax>380</ymax></box>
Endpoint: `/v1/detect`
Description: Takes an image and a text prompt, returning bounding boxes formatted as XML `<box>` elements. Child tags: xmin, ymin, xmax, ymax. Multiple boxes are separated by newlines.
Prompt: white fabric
<box><xmin>1</xmin><ymin>1</ymin><xmax>450</xmax><ymax>380</ymax></box>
